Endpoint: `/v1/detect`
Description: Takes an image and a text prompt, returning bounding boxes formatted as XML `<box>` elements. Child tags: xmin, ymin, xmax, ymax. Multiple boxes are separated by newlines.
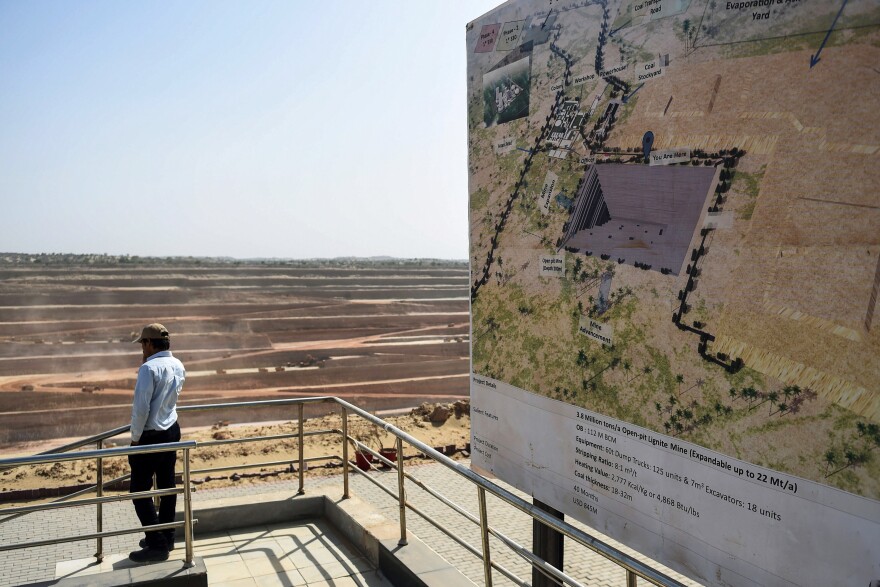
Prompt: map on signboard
<box><xmin>467</xmin><ymin>0</ymin><xmax>880</xmax><ymax>504</ymax></box>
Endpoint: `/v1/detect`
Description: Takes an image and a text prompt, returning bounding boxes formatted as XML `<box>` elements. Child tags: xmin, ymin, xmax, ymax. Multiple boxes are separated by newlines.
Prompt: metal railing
<box><xmin>0</xmin><ymin>442</ymin><xmax>197</xmax><ymax>567</ymax></box>
<box><xmin>0</xmin><ymin>397</ymin><xmax>686</xmax><ymax>587</ymax></box>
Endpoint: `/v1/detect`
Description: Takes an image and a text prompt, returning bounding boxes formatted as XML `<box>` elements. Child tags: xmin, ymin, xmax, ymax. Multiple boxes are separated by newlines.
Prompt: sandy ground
<box><xmin>0</xmin><ymin>402</ymin><xmax>471</xmax><ymax>500</ymax></box>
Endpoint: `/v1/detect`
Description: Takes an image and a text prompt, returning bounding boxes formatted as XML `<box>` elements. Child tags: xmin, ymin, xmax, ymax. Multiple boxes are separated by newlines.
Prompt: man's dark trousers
<box><xmin>129</xmin><ymin>421</ymin><xmax>181</xmax><ymax>549</ymax></box>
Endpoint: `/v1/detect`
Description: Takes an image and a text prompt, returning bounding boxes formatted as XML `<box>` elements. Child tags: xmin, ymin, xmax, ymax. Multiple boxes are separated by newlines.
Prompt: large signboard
<box><xmin>466</xmin><ymin>1</ymin><xmax>880</xmax><ymax>585</ymax></box>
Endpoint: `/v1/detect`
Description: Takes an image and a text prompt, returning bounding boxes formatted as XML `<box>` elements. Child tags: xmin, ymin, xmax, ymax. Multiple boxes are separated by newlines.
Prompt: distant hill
<box><xmin>0</xmin><ymin>252</ymin><xmax>468</xmax><ymax>268</ymax></box>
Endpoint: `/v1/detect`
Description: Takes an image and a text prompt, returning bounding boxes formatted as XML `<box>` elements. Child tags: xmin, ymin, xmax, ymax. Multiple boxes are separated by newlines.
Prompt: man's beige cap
<box><xmin>134</xmin><ymin>323</ymin><xmax>170</xmax><ymax>343</ymax></box>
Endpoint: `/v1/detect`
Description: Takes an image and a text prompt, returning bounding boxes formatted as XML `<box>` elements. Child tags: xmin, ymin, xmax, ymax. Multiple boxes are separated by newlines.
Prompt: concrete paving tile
<box><xmin>211</xmin><ymin>577</ymin><xmax>258</xmax><ymax>587</ymax></box>
<box><xmin>206</xmin><ymin>559</ymin><xmax>254</xmax><ymax>582</ymax></box>
<box><xmin>341</xmin><ymin>571</ymin><xmax>395</xmax><ymax>587</ymax></box>
<box><xmin>238</xmin><ymin>541</ymin><xmax>289</xmax><ymax>561</ymax></box>
<box><xmin>252</xmin><ymin>568</ymin><xmax>306</xmax><ymax>587</ymax></box>
<box><xmin>194</xmin><ymin>532</ymin><xmax>238</xmax><ymax>547</ymax></box>
<box><xmin>296</xmin><ymin>558</ymin><xmax>373</xmax><ymax>583</ymax></box>
<box><xmin>229</xmin><ymin>527</ymin><xmax>273</xmax><ymax>544</ymax></box>
<box><xmin>273</xmin><ymin>537</ymin><xmax>325</xmax><ymax>556</ymax></box>
<box><xmin>233</xmin><ymin>538</ymin><xmax>281</xmax><ymax>552</ymax></box>
<box><xmin>203</xmin><ymin>551</ymin><xmax>246</xmax><ymax>568</ymax></box>
<box><xmin>311</xmin><ymin>536</ymin><xmax>361</xmax><ymax>560</ymax></box>
<box><xmin>288</xmin><ymin>528</ymin><xmax>352</xmax><ymax>552</ymax></box>
<box><xmin>267</xmin><ymin>524</ymin><xmax>321</xmax><ymax>540</ymax></box>
<box><xmin>243</xmin><ymin>556</ymin><xmax>293</xmax><ymax>578</ymax></box>
<box><xmin>272</xmin><ymin>553</ymin><xmax>306</xmax><ymax>573</ymax></box>
<box><xmin>263</xmin><ymin>522</ymin><xmax>293</xmax><ymax>532</ymax></box>
<box><xmin>198</xmin><ymin>544</ymin><xmax>241</xmax><ymax>558</ymax></box>
<box><xmin>284</xmin><ymin>545</ymin><xmax>350</xmax><ymax>569</ymax></box>
<box><xmin>275</xmin><ymin>531</ymin><xmax>313</xmax><ymax>546</ymax></box>
<box><xmin>54</xmin><ymin>557</ymin><xmax>101</xmax><ymax>579</ymax></box>
<box><xmin>265</xmin><ymin>521</ymin><xmax>314</xmax><ymax>534</ymax></box>
<box><xmin>268</xmin><ymin>538</ymin><xmax>300</xmax><ymax>556</ymax></box>
<box><xmin>307</xmin><ymin>577</ymin><xmax>361</xmax><ymax>587</ymax></box>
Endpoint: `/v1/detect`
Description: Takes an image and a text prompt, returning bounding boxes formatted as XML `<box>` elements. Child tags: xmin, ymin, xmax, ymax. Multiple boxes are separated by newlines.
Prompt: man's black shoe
<box><xmin>139</xmin><ymin>538</ymin><xmax>175</xmax><ymax>551</ymax></box>
<box><xmin>128</xmin><ymin>546</ymin><xmax>169</xmax><ymax>563</ymax></box>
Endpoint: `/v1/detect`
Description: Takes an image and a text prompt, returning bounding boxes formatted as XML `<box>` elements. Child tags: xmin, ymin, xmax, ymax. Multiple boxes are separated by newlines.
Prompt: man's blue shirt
<box><xmin>130</xmin><ymin>351</ymin><xmax>185</xmax><ymax>442</ymax></box>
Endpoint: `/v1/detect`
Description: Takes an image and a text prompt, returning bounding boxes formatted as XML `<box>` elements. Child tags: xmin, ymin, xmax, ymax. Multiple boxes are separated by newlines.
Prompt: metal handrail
<box><xmin>344</xmin><ymin>438</ymin><xmax>531</xmax><ymax>586</ymax></box>
<box><xmin>1</xmin><ymin>487</ymin><xmax>182</xmax><ymax>516</ymax></box>
<box><xmin>0</xmin><ymin>396</ymin><xmax>685</xmax><ymax>586</ymax></box>
<box><xmin>0</xmin><ymin>441</ymin><xmax>197</xmax><ymax>567</ymax></box>
<box><xmin>334</xmin><ymin>399</ymin><xmax>683</xmax><ymax>587</ymax></box>
<box><xmin>351</xmin><ymin>438</ymin><xmax>575</xmax><ymax>586</ymax></box>
<box><xmin>175</xmin><ymin>397</ymin><xmax>336</xmax><ymax>413</ymax></box>
<box><xmin>0</xmin><ymin>441</ymin><xmax>194</xmax><ymax>468</ymax></box>
<box><xmin>0</xmin><ymin>424</ymin><xmax>131</xmax><ymax>473</ymax></box>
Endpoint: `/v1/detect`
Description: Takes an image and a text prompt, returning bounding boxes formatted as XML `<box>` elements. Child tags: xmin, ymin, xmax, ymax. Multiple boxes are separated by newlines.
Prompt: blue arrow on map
<box><xmin>609</xmin><ymin>20</ymin><xmax>631</xmax><ymax>37</ymax></box>
<box><xmin>810</xmin><ymin>0</ymin><xmax>849</xmax><ymax>68</ymax></box>
<box><xmin>622</xmin><ymin>83</ymin><xmax>644</xmax><ymax>104</ymax></box>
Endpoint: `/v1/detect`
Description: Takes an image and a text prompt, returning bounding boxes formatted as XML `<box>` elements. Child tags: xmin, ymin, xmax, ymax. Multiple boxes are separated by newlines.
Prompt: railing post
<box><xmin>341</xmin><ymin>407</ymin><xmax>349</xmax><ymax>499</ymax></box>
<box><xmin>478</xmin><ymin>486</ymin><xmax>493</xmax><ymax>587</ymax></box>
<box><xmin>627</xmin><ymin>570</ymin><xmax>638</xmax><ymax>587</ymax></box>
<box><xmin>396</xmin><ymin>436</ymin><xmax>407</xmax><ymax>546</ymax></box>
<box><xmin>297</xmin><ymin>403</ymin><xmax>305</xmax><ymax>495</ymax></box>
<box><xmin>182</xmin><ymin>447</ymin><xmax>194</xmax><ymax>568</ymax></box>
<box><xmin>94</xmin><ymin>439</ymin><xmax>103</xmax><ymax>563</ymax></box>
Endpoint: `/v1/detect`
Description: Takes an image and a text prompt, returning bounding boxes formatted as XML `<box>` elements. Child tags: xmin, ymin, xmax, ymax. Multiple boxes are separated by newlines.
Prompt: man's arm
<box><xmin>130</xmin><ymin>364</ymin><xmax>153</xmax><ymax>443</ymax></box>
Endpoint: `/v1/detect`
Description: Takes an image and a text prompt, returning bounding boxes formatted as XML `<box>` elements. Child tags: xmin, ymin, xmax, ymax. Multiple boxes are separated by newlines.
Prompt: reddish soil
<box><xmin>0</xmin><ymin>262</ymin><xmax>471</xmax><ymax>443</ymax></box>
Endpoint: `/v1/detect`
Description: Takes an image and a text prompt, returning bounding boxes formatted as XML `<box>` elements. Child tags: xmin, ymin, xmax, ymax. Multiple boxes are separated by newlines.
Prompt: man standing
<box><xmin>128</xmin><ymin>323</ymin><xmax>185</xmax><ymax>563</ymax></box>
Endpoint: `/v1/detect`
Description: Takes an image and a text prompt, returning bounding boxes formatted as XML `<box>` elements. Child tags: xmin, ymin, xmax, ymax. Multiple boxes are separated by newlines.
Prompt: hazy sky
<box><xmin>0</xmin><ymin>1</ymin><xmax>500</xmax><ymax>259</ymax></box>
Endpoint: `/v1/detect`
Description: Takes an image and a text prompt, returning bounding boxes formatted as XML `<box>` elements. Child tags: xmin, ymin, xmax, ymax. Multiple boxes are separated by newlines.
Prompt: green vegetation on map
<box><xmin>732</xmin><ymin>167</ymin><xmax>764</xmax><ymax>220</ymax></box>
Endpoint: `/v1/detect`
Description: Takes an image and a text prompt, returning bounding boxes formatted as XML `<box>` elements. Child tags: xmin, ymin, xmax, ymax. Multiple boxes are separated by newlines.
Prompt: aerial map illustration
<box><xmin>467</xmin><ymin>0</ymin><xmax>880</xmax><ymax>499</ymax></box>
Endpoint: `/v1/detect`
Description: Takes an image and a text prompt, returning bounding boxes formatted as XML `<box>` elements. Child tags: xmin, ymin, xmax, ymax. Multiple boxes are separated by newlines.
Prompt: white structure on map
<box><xmin>495</xmin><ymin>81</ymin><xmax>523</xmax><ymax>113</ymax></box>
<box><xmin>547</xmin><ymin>99</ymin><xmax>586</xmax><ymax>159</ymax></box>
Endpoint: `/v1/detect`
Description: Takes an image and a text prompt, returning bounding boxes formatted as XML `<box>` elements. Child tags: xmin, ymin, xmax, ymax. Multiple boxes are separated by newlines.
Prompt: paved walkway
<box><xmin>0</xmin><ymin>460</ymin><xmax>701</xmax><ymax>586</ymax></box>
<box><xmin>53</xmin><ymin>519</ymin><xmax>392</xmax><ymax>587</ymax></box>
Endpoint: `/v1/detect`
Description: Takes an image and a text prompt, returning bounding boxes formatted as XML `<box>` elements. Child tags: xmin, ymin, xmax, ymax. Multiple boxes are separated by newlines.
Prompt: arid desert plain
<box><xmin>0</xmin><ymin>256</ymin><xmax>470</xmax><ymax>446</ymax></box>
